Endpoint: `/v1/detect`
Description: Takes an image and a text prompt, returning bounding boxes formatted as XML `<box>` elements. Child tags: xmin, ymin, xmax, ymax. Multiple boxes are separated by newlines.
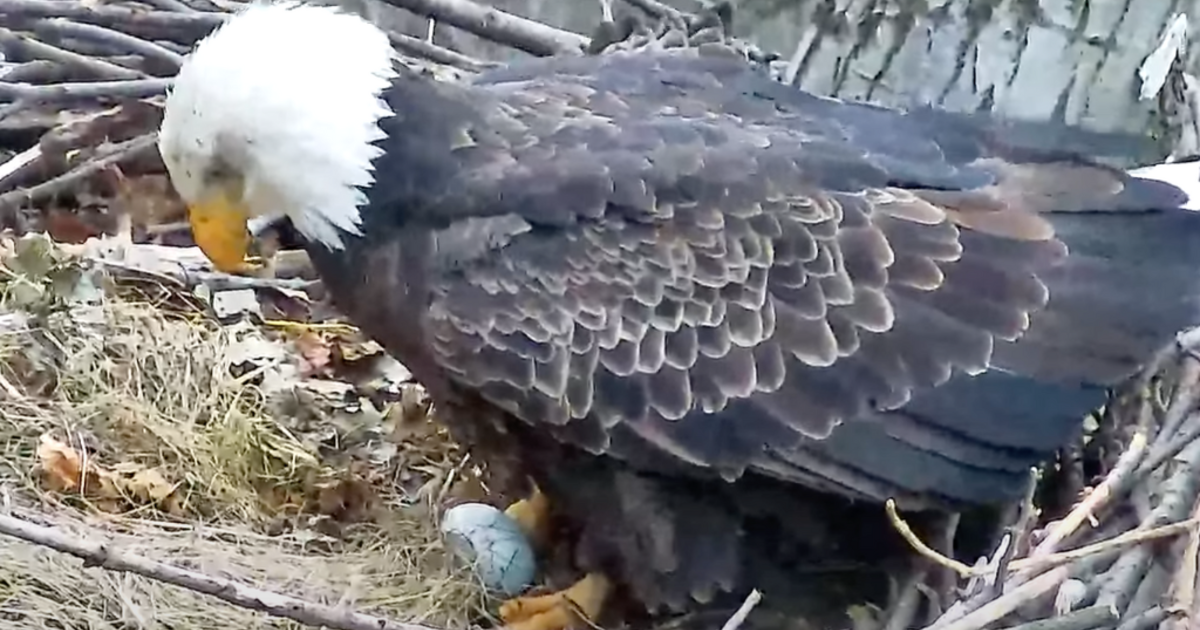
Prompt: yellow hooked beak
<box><xmin>186</xmin><ymin>189</ymin><xmax>259</xmax><ymax>274</ymax></box>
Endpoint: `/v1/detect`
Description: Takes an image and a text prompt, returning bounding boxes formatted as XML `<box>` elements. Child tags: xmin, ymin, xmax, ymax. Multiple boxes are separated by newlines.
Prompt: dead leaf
<box><xmin>44</xmin><ymin>207</ymin><xmax>107</xmax><ymax>244</ymax></box>
<box><xmin>123</xmin><ymin>465</ymin><xmax>184</xmax><ymax>515</ymax></box>
<box><xmin>35</xmin><ymin>432</ymin><xmax>183</xmax><ymax>515</ymax></box>
<box><xmin>295</xmin><ymin>331</ymin><xmax>333</xmax><ymax>377</ymax></box>
<box><xmin>36</xmin><ymin>433</ymin><xmax>84</xmax><ymax>493</ymax></box>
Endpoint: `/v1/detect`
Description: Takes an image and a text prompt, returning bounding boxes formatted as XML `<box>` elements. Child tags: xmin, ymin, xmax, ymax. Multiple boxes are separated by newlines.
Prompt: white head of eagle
<box><xmin>158</xmin><ymin>2</ymin><xmax>398</xmax><ymax>271</ymax></box>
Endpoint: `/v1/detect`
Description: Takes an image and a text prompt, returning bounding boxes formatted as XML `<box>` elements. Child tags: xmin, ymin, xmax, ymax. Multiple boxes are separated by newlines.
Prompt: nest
<box><xmin>2</xmin><ymin>1</ymin><xmax>1200</xmax><ymax>630</ymax></box>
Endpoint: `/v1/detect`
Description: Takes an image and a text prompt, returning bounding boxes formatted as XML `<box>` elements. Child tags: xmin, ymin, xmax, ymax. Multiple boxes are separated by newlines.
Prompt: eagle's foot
<box><xmin>504</xmin><ymin>483</ymin><xmax>551</xmax><ymax>547</ymax></box>
<box><xmin>232</xmin><ymin>256</ymin><xmax>268</xmax><ymax>275</ymax></box>
<box><xmin>500</xmin><ymin>572</ymin><xmax>611</xmax><ymax>630</ymax></box>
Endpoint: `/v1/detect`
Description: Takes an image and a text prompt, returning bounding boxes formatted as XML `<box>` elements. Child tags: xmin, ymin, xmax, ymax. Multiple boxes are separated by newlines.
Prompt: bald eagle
<box><xmin>158</xmin><ymin>3</ymin><xmax>1200</xmax><ymax>628</ymax></box>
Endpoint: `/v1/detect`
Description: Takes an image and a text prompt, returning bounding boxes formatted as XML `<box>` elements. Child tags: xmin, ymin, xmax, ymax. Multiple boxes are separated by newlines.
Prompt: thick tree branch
<box><xmin>0</xmin><ymin>0</ymin><xmax>225</xmax><ymax>45</ymax></box>
<box><xmin>378</xmin><ymin>0</ymin><xmax>589</xmax><ymax>56</ymax></box>
<box><xmin>30</xmin><ymin>18</ymin><xmax>186</xmax><ymax>71</ymax></box>
<box><xmin>0</xmin><ymin>27</ymin><xmax>146</xmax><ymax>80</ymax></box>
<box><xmin>0</xmin><ymin>512</ymin><xmax>444</xmax><ymax>630</ymax></box>
<box><xmin>0</xmin><ymin>77</ymin><xmax>172</xmax><ymax>102</ymax></box>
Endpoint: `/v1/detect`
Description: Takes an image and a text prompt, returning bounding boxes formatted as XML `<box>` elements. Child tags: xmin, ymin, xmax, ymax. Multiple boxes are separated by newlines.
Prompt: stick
<box><xmin>377</xmin><ymin>0</ymin><xmax>589</xmax><ymax>56</ymax></box>
<box><xmin>719</xmin><ymin>589</ymin><xmax>762</xmax><ymax>630</ymax></box>
<box><xmin>388</xmin><ymin>32</ymin><xmax>493</xmax><ymax>71</ymax></box>
<box><xmin>0</xmin><ymin>77</ymin><xmax>172</xmax><ymax>102</ymax></box>
<box><xmin>0</xmin><ymin>27</ymin><xmax>146</xmax><ymax>80</ymax></box>
<box><xmin>0</xmin><ymin>0</ymin><xmax>225</xmax><ymax>44</ymax></box>
<box><xmin>889</xmin><ymin>498</ymin><xmax>1196</xmax><ymax>579</ymax></box>
<box><xmin>1013</xmin><ymin>520</ymin><xmax>1197</xmax><ymax>576</ymax></box>
<box><xmin>621</xmin><ymin>0</ymin><xmax>688</xmax><ymax>23</ymax></box>
<box><xmin>0</xmin><ymin>145</ymin><xmax>43</xmax><ymax>193</ymax></box>
<box><xmin>933</xmin><ymin>566</ymin><xmax>1072</xmax><ymax>630</ymax></box>
<box><xmin>1030</xmin><ymin>430</ymin><xmax>1150</xmax><ymax>558</ymax></box>
<box><xmin>886</xmin><ymin>499</ymin><xmax>976</xmax><ymax>577</ymax></box>
<box><xmin>0</xmin><ymin>512</ymin><xmax>442</xmax><ymax>630</ymax></box>
<box><xmin>137</xmin><ymin>0</ymin><xmax>205</xmax><ymax>13</ymax></box>
<box><xmin>1165</xmin><ymin>498</ymin><xmax>1200</xmax><ymax>618</ymax></box>
<box><xmin>993</xmin><ymin>604</ymin><xmax>1118</xmax><ymax>630</ymax></box>
<box><xmin>0</xmin><ymin>134</ymin><xmax>158</xmax><ymax>215</ymax></box>
<box><xmin>31</xmin><ymin>18</ymin><xmax>187</xmax><ymax>70</ymax></box>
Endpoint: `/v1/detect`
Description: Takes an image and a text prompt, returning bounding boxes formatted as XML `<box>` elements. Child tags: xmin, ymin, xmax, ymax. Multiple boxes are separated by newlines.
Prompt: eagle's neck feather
<box><xmin>159</xmin><ymin>2</ymin><xmax>398</xmax><ymax>251</ymax></box>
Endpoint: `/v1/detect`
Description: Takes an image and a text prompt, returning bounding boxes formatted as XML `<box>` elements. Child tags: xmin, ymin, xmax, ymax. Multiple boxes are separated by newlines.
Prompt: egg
<box><xmin>440</xmin><ymin>502</ymin><xmax>536</xmax><ymax>596</ymax></box>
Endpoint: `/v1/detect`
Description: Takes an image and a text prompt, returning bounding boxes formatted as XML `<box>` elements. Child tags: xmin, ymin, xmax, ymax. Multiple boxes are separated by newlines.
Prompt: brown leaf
<box><xmin>36</xmin><ymin>433</ymin><xmax>84</xmax><ymax>493</ymax></box>
<box><xmin>125</xmin><ymin>466</ymin><xmax>184</xmax><ymax>515</ymax></box>
<box><xmin>295</xmin><ymin>331</ymin><xmax>333</xmax><ymax>377</ymax></box>
<box><xmin>35</xmin><ymin>432</ymin><xmax>183</xmax><ymax>515</ymax></box>
<box><xmin>314</xmin><ymin>468</ymin><xmax>378</xmax><ymax>523</ymax></box>
<box><xmin>44</xmin><ymin>207</ymin><xmax>107</xmax><ymax>244</ymax></box>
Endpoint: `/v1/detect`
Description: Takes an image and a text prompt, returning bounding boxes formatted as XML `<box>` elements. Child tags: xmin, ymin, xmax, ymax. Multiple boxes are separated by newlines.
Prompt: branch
<box><xmin>136</xmin><ymin>0</ymin><xmax>205</xmax><ymax>13</ymax></box>
<box><xmin>30</xmin><ymin>18</ymin><xmax>186</xmax><ymax>71</ymax></box>
<box><xmin>620</xmin><ymin>0</ymin><xmax>687</xmax><ymax>24</ymax></box>
<box><xmin>0</xmin><ymin>0</ymin><xmax>225</xmax><ymax>45</ymax></box>
<box><xmin>1029</xmin><ymin>430</ymin><xmax>1151</xmax><ymax>559</ymax></box>
<box><xmin>0</xmin><ymin>27</ymin><xmax>146</xmax><ymax>80</ymax></box>
<box><xmin>0</xmin><ymin>77</ymin><xmax>172</xmax><ymax>102</ymax></box>
<box><xmin>719</xmin><ymin>589</ymin><xmax>763</xmax><ymax>630</ymax></box>
<box><xmin>993</xmin><ymin>604</ymin><xmax>1118</xmax><ymax>630</ymax></box>
<box><xmin>0</xmin><ymin>512</ymin><xmax>443</xmax><ymax>630</ymax></box>
<box><xmin>388</xmin><ymin>32</ymin><xmax>494</xmax><ymax>71</ymax></box>
<box><xmin>0</xmin><ymin>134</ymin><xmax>158</xmax><ymax>216</ymax></box>
<box><xmin>377</xmin><ymin>0</ymin><xmax>589</xmax><ymax>57</ymax></box>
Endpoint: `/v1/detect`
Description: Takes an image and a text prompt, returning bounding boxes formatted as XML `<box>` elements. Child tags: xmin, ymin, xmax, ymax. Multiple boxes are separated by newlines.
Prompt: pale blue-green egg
<box><xmin>440</xmin><ymin>502</ymin><xmax>536</xmax><ymax>596</ymax></box>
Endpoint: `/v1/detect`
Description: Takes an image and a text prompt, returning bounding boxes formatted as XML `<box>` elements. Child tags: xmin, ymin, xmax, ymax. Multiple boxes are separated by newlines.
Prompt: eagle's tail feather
<box><xmin>759</xmin><ymin>160</ymin><xmax>1200</xmax><ymax>510</ymax></box>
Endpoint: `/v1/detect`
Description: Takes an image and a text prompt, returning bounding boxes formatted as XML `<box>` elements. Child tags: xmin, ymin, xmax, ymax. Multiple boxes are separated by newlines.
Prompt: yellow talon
<box><xmin>504</xmin><ymin>483</ymin><xmax>551</xmax><ymax>547</ymax></box>
<box><xmin>500</xmin><ymin>573</ymin><xmax>611</xmax><ymax>630</ymax></box>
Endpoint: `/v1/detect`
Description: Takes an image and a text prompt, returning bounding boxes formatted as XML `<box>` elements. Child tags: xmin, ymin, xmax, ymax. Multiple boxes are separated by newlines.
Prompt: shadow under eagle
<box><xmin>280</xmin><ymin>44</ymin><xmax>1200</xmax><ymax>627</ymax></box>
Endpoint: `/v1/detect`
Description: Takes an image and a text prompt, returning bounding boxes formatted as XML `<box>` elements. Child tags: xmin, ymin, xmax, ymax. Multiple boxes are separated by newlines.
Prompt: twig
<box><xmin>1136</xmin><ymin>413</ymin><xmax>1200</xmax><ymax>480</ymax></box>
<box><xmin>933</xmin><ymin>566</ymin><xmax>1073</xmax><ymax>630</ymax></box>
<box><xmin>890</xmin><ymin>496</ymin><xmax>1195</xmax><ymax>579</ymax></box>
<box><xmin>0</xmin><ymin>512</ymin><xmax>443</xmax><ymax>630</ymax></box>
<box><xmin>0</xmin><ymin>58</ymin><xmax>70</xmax><ymax>83</ymax></box>
<box><xmin>0</xmin><ymin>145</ymin><xmax>42</xmax><ymax>193</ymax></box>
<box><xmin>0</xmin><ymin>134</ymin><xmax>158</xmax><ymax>214</ymax></box>
<box><xmin>0</xmin><ymin>77</ymin><xmax>172</xmax><ymax>102</ymax></box>
<box><xmin>1154</xmin><ymin>356</ymin><xmax>1200</xmax><ymax>443</ymax></box>
<box><xmin>137</xmin><ymin>0</ymin><xmax>205</xmax><ymax>13</ymax></box>
<box><xmin>993</xmin><ymin>604</ymin><xmax>1118</xmax><ymax>630</ymax></box>
<box><xmin>1014</xmin><ymin>520</ymin><xmax>1197</xmax><ymax>576</ymax></box>
<box><xmin>30</xmin><ymin>18</ymin><xmax>186</xmax><ymax>70</ymax></box>
<box><xmin>620</xmin><ymin>0</ymin><xmax>688</xmax><ymax>23</ymax></box>
<box><xmin>388</xmin><ymin>32</ymin><xmax>492</xmax><ymax>71</ymax></box>
<box><xmin>0</xmin><ymin>0</ymin><xmax>225</xmax><ymax>44</ymax></box>
<box><xmin>1030</xmin><ymin>430</ymin><xmax>1150</xmax><ymax>558</ymax></box>
<box><xmin>0</xmin><ymin>27</ymin><xmax>145</xmax><ymax>80</ymax></box>
<box><xmin>1115</xmin><ymin>606</ymin><xmax>1169</xmax><ymax>630</ymax></box>
<box><xmin>377</xmin><ymin>0</ymin><xmax>589</xmax><ymax>56</ymax></box>
<box><xmin>886</xmin><ymin>499</ymin><xmax>975</xmax><ymax>577</ymax></box>
<box><xmin>719</xmin><ymin>589</ymin><xmax>762</xmax><ymax>630</ymax></box>
<box><xmin>1165</xmin><ymin>498</ymin><xmax>1200</xmax><ymax>621</ymax></box>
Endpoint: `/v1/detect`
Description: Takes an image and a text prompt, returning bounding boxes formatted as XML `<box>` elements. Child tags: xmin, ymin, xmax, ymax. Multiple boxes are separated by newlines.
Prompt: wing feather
<box><xmin>404</xmin><ymin>49</ymin><xmax>1179</xmax><ymax>506</ymax></box>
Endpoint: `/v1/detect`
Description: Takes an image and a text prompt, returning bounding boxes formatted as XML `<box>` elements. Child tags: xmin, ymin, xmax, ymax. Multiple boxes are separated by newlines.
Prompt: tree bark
<box><xmin>343</xmin><ymin>0</ymin><xmax>1193</xmax><ymax>164</ymax></box>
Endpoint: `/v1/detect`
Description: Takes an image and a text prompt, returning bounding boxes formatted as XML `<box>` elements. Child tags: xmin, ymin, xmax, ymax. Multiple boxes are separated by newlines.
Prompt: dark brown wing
<box><xmin>380</xmin><ymin>49</ymin><xmax>1198</xmax><ymax>508</ymax></box>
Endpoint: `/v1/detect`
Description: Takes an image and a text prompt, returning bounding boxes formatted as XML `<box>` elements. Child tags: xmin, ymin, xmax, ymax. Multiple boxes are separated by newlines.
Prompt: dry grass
<box><xmin>0</xmin><ymin>250</ymin><xmax>491</xmax><ymax>630</ymax></box>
